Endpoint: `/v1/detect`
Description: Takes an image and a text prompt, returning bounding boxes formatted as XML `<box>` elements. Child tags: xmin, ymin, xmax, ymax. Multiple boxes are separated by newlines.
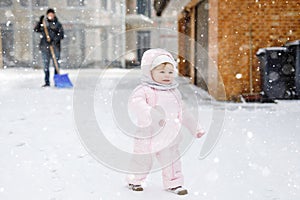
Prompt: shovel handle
<box><xmin>42</xmin><ymin>19</ymin><xmax>60</xmax><ymax>74</ymax></box>
<box><xmin>49</xmin><ymin>45</ymin><xmax>60</xmax><ymax>74</ymax></box>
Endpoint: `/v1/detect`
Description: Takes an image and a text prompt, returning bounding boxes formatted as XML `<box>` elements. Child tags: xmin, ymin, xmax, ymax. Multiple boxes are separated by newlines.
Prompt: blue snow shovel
<box><xmin>43</xmin><ymin>19</ymin><xmax>73</xmax><ymax>88</ymax></box>
<box><xmin>50</xmin><ymin>45</ymin><xmax>73</xmax><ymax>88</ymax></box>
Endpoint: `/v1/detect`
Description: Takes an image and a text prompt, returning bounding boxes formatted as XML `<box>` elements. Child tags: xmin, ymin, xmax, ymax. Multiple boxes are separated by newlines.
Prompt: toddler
<box><xmin>126</xmin><ymin>48</ymin><xmax>205</xmax><ymax>195</ymax></box>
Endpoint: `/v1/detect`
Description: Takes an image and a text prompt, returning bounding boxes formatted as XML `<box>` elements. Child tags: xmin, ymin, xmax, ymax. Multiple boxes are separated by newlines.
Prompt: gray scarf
<box><xmin>141</xmin><ymin>74</ymin><xmax>179</xmax><ymax>90</ymax></box>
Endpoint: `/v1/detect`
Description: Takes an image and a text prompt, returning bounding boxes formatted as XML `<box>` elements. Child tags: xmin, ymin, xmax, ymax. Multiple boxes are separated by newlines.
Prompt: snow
<box><xmin>0</xmin><ymin>68</ymin><xmax>300</xmax><ymax>200</ymax></box>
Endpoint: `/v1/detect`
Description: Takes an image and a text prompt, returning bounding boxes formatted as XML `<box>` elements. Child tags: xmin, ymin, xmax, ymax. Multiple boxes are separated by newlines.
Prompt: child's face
<box><xmin>151</xmin><ymin>63</ymin><xmax>175</xmax><ymax>85</ymax></box>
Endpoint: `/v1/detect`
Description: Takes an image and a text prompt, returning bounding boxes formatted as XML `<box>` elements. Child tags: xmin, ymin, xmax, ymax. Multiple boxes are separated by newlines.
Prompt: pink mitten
<box><xmin>195</xmin><ymin>130</ymin><xmax>205</xmax><ymax>138</ymax></box>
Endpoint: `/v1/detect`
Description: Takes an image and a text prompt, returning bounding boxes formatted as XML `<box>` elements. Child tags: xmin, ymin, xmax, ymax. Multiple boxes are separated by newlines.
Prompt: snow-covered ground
<box><xmin>0</xmin><ymin>68</ymin><xmax>300</xmax><ymax>200</ymax></box>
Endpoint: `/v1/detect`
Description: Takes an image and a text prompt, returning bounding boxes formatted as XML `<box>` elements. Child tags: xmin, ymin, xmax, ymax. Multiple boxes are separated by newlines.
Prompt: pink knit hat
<box><xmin>141</xmin><ymin>48</ymin><xmax>176</xmax><ymax>75</ymax></box>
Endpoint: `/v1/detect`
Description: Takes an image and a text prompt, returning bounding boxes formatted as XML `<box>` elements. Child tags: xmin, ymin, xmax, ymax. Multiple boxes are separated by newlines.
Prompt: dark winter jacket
<box><xmin>34</xmin><ymin>15</ymin><xmax>64</xmax><ymax>51</ymax></box>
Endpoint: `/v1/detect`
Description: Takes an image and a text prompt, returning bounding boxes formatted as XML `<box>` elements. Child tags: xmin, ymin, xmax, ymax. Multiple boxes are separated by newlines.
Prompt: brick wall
<box><xmin>217</xmin><ymin>0</ymin><xmax>300</xmax><ymax>100</ymax></box>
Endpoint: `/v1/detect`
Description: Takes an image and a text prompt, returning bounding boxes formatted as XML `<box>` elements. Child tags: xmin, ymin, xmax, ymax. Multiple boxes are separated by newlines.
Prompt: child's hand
<box><xmin>195</xmin><ymin>130</ymin><xmax>205</xmax><ymax>138</ymax></box>
<box><xmin>159</xmin><ymin>119</ymin><xmax>166</xmax><ymax>127</ymax></box>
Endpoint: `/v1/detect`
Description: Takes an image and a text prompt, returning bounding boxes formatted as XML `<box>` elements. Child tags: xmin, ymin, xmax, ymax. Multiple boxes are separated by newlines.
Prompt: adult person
<box><xmin>34</xmin><ymin>8</ymin><xmax>64</xmax><ymax>87</ymax></box>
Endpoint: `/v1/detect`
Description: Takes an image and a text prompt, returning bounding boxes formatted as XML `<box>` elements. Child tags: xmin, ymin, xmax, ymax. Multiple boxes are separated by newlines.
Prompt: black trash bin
<box><xmin>256</xmin><ymin>47</ymin><xmax>296</xmax><ymax>100</ymax></box>
<box><xmin>285</xmin><ymin>40</ymin><xmax>300</xmax><ymax>99</ymax></box>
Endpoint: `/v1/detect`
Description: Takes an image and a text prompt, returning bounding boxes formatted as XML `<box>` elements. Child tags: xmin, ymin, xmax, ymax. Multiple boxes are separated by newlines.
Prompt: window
<box><xmin>0</xmin><ymin>0</ymin><xmax>12</xmax><ymax>7</ymax></box>
<box><xmin>20</xmin><ymin>0</ymin><xmax>27</xmax><ymax>6</ymax></box>
<box><xmin>100</xmin><ymin>28</ymin><xmax>108</xmax><ymax>64</ymax></box>
<box><xmin>20</xmin><ymin>0</ymin><xmax>48</xmax><ymax>7</ymax></box>
<box><xmin>101</xmin><ymin>0</ymin><xmax>107</xmax><ymax>10</ymax></box>
<box><xmin>111</xmin><ymin>1</ymin><xmax>115</xmax><ymax>13</ymax></box>
<box><xmin>137</xmin><ymin>31</ymin><xmax>150</xmax><ymax>63</ymax></box>
<box><xmin>137</xmin><ymin>0</ymin><xmax>151</xmax><ymax>17</ymax></box>
<box><xmin>1</xmin><ymin>23</ymin><xmax>14</xmax><ymax>67</ymax></box>
<box><xmin>60</xmin><ymin>24</ymin><xmax>85</xmax><ymax>68</ymax></box>
<box><xmin>67</xmin><ymin>0</ymin><xmax>84</xmax><ymax>6</ymax></box>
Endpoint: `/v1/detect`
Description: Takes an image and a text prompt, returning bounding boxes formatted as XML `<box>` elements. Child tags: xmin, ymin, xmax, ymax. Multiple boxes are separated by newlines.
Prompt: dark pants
<box><xmin>41</xmin><ymin>46</ymin><xmax>61</xmax><ymax>85</ymax></box>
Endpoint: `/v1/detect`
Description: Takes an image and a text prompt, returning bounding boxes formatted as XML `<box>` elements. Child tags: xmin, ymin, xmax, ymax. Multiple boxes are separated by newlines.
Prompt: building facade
<box><xmin>0</xmin><ymin>0</ymin><xmax>125</xmax><ymax>69</ymax></box>
<box><xmin>125</xmin><ymin>0</ymin><xmax>179</xmax><ymax>67</ymax></box>
<box><xmin>176</xmin><ymin>0</ymin><xmax>300</xmax><ymax>101</ymax></box>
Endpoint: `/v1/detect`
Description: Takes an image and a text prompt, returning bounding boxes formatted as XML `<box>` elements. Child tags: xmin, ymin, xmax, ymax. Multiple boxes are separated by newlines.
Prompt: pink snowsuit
<box><xmin>127</xmin><ymin>48</ymin><xmax>200</xmax><ymax>189</ymax></box>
